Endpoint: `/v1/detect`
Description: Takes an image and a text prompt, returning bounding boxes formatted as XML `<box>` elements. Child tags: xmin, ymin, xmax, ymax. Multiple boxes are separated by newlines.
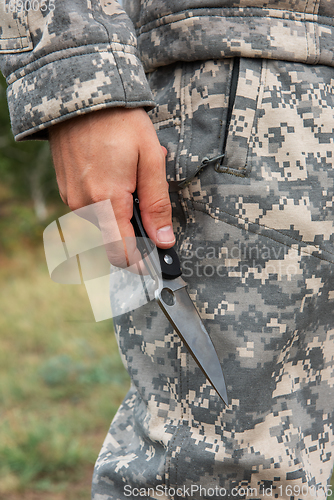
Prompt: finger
<box><xmin>136</xmin><ymin>144</ymin><xmax>175</xmax><ymax>249</ymax></box>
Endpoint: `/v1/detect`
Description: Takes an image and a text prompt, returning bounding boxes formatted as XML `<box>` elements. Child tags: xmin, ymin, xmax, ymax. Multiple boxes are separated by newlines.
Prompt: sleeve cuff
<box><xmin>6</xmin><ymin>44</ymin><xmax>155</xmax><ymax>141</ymax></box>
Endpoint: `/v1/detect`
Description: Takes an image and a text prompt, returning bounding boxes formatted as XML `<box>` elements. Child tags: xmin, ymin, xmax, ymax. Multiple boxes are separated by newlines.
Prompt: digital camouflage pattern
<box><xmin>1</xmin><ymin>0</ymin><xmax>334</xmax><ymax>139</ymax></box>
<box><xmin>0</xmin><ymin>0</ymin><xmax>155</xmax><ymax>140</ymax></box>
<box><xmin>1</xmin><ymin>1</ymin><xmax>334</xmax><ymax>499</ymax></box>
<box><xmin>0</xmin><ymin>6</ymin><xmax>32</xmax><ymax>53</ymax></box>
<box><xmin>92</xmin><ymin>58</ymin><xmax>334</xmax><ymax>499</ymax></box>
<box><xmin>125</xmin><ymin>0</ymin><xmax>334</xmax><ymax>72</ymax></box>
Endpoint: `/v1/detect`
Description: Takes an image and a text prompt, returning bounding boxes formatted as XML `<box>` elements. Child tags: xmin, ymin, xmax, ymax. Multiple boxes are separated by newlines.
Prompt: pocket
<box><xmin>192</xmin><ymin>59</ymin><xmax>334</xmax><ymax>265</ymax></box>
<box><xmin>147</xmin><ymin>63</ymin><xmax>182</xmax><ymax>180</ymax></box>
<box><xmin>0</xmin><ymin>6</ymin><xmax>32</xmax><ymax>53</ymax></box>
<box><xmin>148</xmin><ymin>59</ymin><xmax>263</xmax><ymax>186</ymax></box>
<box><xmin>217</xmin><ymin>58</ymin><xmax>263</xmax><ymax>177</ymax></box>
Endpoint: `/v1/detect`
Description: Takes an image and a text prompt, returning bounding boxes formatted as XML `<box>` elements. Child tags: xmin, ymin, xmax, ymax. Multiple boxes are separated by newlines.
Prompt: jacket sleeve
<box><xmin>0</xmin><ymin>0</ymin><xmax>155</xmax><ymax>140</ymax></box>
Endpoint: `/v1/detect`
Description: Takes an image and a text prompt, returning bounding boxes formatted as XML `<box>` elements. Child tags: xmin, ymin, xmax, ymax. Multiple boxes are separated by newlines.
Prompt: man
<box><xmin>1</xmin><ymin>1</ymin><xmax>334</xmax><ymax>498</ymax></box>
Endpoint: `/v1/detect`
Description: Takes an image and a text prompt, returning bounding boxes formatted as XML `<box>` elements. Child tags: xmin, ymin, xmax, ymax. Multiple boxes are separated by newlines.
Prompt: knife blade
<box><xmin>131</xmin><ymin>193</ymin><xmax>228</xmax><ymax>406</ymax></box>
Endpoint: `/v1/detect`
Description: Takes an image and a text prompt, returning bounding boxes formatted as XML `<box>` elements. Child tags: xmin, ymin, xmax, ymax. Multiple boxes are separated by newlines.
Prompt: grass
<box><xmin>0</xmin><ymin>243</ymin><xmax>130</xmax><ymax>499</ymax></box>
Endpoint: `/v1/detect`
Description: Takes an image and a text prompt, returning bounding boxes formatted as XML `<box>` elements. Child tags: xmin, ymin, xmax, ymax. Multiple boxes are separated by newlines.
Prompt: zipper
<box><xmin>178</xmin><ymin>57</ymin><xmax>240</xmax><ymax>188</ymax></box>
<box><xmin>215</xmin><ymin>56</ymin><xmax>240</xmax><ymax>172</ymax></box>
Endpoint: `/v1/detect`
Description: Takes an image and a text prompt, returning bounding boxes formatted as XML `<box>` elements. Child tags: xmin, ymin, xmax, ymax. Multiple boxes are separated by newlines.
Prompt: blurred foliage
<box><xmin>0</xmin><ymin>249</ymin><xmax>130</xmax><ymax>498</ymax></box>
<box><xmin>0</xmin><ymin>74</ymin><xmax>65</xmax><ymax>253</ymax></box>
<box><xmin>0</xmin><ymin>73</ymin><xmax>58</xmax><ymax>203</ymax></box>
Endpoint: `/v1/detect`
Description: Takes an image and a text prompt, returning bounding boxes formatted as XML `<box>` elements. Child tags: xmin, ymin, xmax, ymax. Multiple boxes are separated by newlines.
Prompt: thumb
<box><xmin>137</xmin><ymin>146</ymin><xmax>175</xmax><ymax>249</ymax></box>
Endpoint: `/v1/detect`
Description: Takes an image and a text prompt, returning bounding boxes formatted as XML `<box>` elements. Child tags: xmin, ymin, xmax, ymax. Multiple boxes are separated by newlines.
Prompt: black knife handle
<box><xmin>131</xmin><ymin>192</ymin><xmax>182</xmax><ymax>280</ymax></box>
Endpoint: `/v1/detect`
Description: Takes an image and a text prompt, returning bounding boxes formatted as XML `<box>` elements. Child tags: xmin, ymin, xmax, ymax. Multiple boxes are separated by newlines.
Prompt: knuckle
<box><xmin>145</xmin><ymin>197</ymin><xmax>172</xmax><ymax>217</ymax></box>
<box><xmin>88</xmin><ymin>189</ymin><xmax>114</xmax><ymax>206</ymax></box>
<box><xmin>67</xmin><ymin>200</ymin><xmax>81</xmax><ymax>212</ymax></box>
<box><xmin>67</xmin><ymin>194</ymin><xmax>87</xmax><ymax>212</ymax></box>
<box><xmin>89</xmin><ymin>192</ymin><xmax>107</xmax><ymax>205</ymax></box>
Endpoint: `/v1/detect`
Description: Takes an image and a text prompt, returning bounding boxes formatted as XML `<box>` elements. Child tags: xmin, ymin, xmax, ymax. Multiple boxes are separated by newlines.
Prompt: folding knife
<box><xmin>131</xmin><ymin>193</ymin><xmax>228</xmax><ymax>405</ymax></box>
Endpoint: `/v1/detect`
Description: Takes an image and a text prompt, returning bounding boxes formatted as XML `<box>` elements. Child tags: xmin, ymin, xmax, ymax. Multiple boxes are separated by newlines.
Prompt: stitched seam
<box><xmin>189</xmin><ymin>199</ymin><xmax>334</xmax><ymax>262</ymax></box>
<box><xmin>217</xmin><ymin>59</ymin><xmax>231</xmax><ymax>156</ymax></box>
<box><xmin>0</xmin><ymin>10</ymin><xmax>30</xmax><ymax>46</ymax></box>
<box><xmin>7</xmin><ymin>43</ymin><xmax>137</xmax><ymax>83</ymax></box>
<box><xmin>91</xmin><ymin>0</ymin><xmax>111</xmax><ymax>44</ymax></box>
<box><xmin>89</xmin><ymin>2</ymin><xmax>128</xmax><ymax>102</ymax></box>
<box><xmin>165</xmin><ymin>66</ymin><xmax>187</xmax><ymax>490</ymax></box>
<box><xmin>176</xmin><ymin>64</ymin><xmax>186</xmax><ymax>184</ymax></box>
<box><xmin>167</xmin><ymin>332</ymin><xmax>185</xmax><ymax>491</ymax></box>
<box><xmin>174</xmin><ymin>354</ymin><xmax>190</xmax><ymax>492</ymax></box>
<box><xmin>16</xmin><ymin>99</ymin><xmax>154</xmax><ymax>114</ymax></box>
<box><xmin>222</xmin><ymin>60</ymin><xmax>261</xmax><ymax>176</ymax></box>
<box><xmin>176</xmin><ymin>67</ymin><xmax>196</xmax><ymax>264</ymax></box>
<box><xmin>14</xmin><ymin>98</ymin><xmax>155</xmax><ymax>139</ymax></box>
<box><xmin>187</xmin><ymin>65</ymin><xmax>195</xmax><ymax>181</ymax></box>
<box><xmin>138</xmin><ymin>11</ymin><xmax>334</xmax><ymax>36</ymax></box>
<box><xmin>0</xmin><ymin>35</ymin><xmax>30</xmax><ymax>40</ymax></box>
<box><xmin>312</xmin><ymin>0</ymin><xmax>320</xmax><ymax>63</ymax></box>
<box><xmin>305</xmin><ymin>8</ymin><xmax>311</xmax><ymax>61</ymax></box>
<box><xmin>244</xmin><ymin>60</ymin><xmax>264</xmax><ymax>174</ymax></box>
<box><xmin>167</xmin><ymin>426</ymin><xmax>183</xmax><ymax>490</ymax></box>
<box><xmin>220</xmin><ymin>59</ymin><xmax>234</xmax><ymax>160</ymax></box>
<box><xmin>13</xmin><ymin>10</ymin><xmax>27</xmax><ymax>49</ymax></box>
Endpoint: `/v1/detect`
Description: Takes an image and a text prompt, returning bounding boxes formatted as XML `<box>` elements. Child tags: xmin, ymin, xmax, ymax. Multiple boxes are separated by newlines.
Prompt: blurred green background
<box><xmin>0</xmin><ymin>73</ymin><xmax>333</xmax><ymax>500</ymax></box>
<box><xmin>0</xmin><ymin>75</ymin><xmax>130</xmax><ymax>499</ymax></box>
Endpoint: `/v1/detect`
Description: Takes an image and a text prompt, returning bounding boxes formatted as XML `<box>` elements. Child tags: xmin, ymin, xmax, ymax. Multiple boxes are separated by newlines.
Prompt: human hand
<box><xmin>49</xmin><ymin>107</ymin><xmax>175</xmax><ymax>268</ymax></box>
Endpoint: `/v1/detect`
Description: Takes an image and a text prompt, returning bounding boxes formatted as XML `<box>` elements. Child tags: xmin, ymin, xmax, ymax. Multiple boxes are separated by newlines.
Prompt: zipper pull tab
<box><xmin>178</xmin><ymin>154</ymin><xmax>225</xmax><ymax>188</ymax></box>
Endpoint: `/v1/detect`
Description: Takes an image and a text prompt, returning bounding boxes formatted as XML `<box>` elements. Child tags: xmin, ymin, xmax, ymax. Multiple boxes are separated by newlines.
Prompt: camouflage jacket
<box><xmin>0</xmin><ymin>0</ymin><xmax>333</xmax><ymax>140</ymax></box>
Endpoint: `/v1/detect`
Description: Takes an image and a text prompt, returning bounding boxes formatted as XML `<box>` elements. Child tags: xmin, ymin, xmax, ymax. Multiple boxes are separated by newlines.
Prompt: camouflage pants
<box><xmin>92</xmin><ymin>58</ymin><xmax>334</xmax><ymax>500</ymax></box>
